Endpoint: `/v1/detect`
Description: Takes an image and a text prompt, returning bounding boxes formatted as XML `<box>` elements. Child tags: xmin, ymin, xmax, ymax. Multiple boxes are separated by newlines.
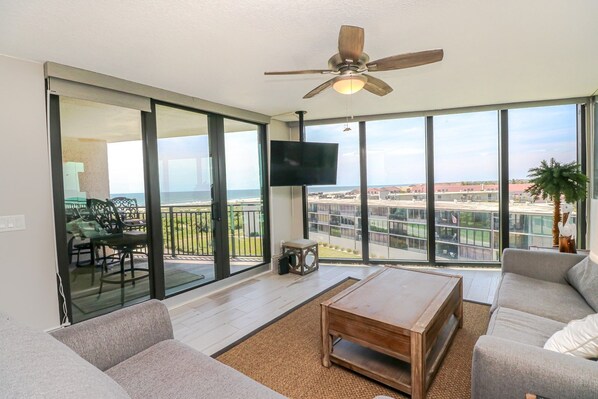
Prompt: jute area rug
<box><xmin>217</xmin><ymin>279</ymin><xmax>490</xmax><ymax>399</ymax></box>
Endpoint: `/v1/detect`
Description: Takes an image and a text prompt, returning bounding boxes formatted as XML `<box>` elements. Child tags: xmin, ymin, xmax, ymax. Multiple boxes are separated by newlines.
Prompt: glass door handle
<box><xmin>211</xmin><ymin>203</ymin><xmax>221</xmax><ymax>221</ymax></box>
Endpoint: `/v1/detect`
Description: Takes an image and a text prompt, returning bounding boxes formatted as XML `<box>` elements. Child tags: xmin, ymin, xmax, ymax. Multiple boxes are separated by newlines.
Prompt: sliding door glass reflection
<box><xmin>60</xmin><ymin>97</ymin><xmax>149</xmax><ymax>322</ymax></box>
<box><xmin>156</xmin><ymin>105</ymin><xmax>215</xmax><ymax>295</ymax></box>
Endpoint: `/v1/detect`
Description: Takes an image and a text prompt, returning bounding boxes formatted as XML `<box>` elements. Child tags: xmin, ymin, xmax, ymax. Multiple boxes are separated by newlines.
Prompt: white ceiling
<box><xmin>1</xmin><ymin>0</ymin><xmax>598</xmax><ymax>123</ymax></box>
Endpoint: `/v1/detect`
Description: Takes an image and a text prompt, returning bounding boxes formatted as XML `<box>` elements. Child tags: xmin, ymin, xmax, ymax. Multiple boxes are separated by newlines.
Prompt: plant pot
<box><xmin>559</xmin><ymin>236</ymin><xmax>577</xmax><ymax>254</ymax></box>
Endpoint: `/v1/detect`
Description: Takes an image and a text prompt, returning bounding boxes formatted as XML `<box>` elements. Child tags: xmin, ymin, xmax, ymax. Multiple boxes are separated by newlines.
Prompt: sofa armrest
<box><xmin>472</xmin><ymin>335</ymin><xmax>598</xmax><ymax>399</ymax></box>
<box><xmin>51</xmin><ymin>299</ymin><xmax>173</xmax><ymax>371</ymax></box>
<box><xmin>501</xmin><ymin>248</ymin><xmax>586</xmax><ymax>284</ymax></box>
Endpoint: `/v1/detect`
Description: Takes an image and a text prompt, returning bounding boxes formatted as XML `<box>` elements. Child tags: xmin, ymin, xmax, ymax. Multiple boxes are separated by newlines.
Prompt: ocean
<box><xmin>112</xmin><ymin>185</ymin><xmax>405</xmax><ymax>206</ymax></box>
<box><xmin>111</xmin><ymin>189</ymin><xmax>262</xmax><ymax>207</ymax></box>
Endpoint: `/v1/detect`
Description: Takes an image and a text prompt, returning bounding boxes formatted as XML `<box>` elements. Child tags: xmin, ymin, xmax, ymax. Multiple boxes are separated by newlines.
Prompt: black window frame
<box><xmin>301</xmin><ymin>102</ymin><xmax>587</xmax><ymax>267</ymax></box>
<box><xmin>49</xmin><ymin>95</ymin><xmax>271</xmax><ymax>323</ymax></box>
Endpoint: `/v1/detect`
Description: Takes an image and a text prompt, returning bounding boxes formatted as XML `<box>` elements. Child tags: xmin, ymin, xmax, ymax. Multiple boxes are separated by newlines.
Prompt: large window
<box><xmin>307</xmin><ymin>104</ymin><xmax>579</xmax><ymax>262</ymax></box>
<box><xmin>434</xmin><ymin>111</ymin><xmax>499</xmax><ymax>262</ymax></box>
<box><xmin>508</xmin><ymin>105</ymin><xmax>578</xmax><ymax>249</ymax></box>
<box><xmin>306</xmin><ymin>122</ymin><xmax>361</xmax><ymax>260</ymax></box>
<box><xmin>366</xmin><ymin>117</ymin><xmax>427</xmax><ymax>261</ymax></box>
<box><xmin>302</xmin><ymin>102</ymin><xmax>583</xmax><ymax>265</ymax></box>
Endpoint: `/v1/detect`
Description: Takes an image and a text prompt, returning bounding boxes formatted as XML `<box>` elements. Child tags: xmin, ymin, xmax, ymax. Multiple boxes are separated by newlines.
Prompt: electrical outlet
<box><xmin>0</xmin><ymin>215</ymin><xmax>26</xmax><ymax>233</ymax></box>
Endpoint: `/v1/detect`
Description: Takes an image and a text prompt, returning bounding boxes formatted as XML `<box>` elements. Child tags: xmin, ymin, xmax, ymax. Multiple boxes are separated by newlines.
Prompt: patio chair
<box><xmin>87</xmin><ymin>199</ymin><xmax>149</xmax><ymax>302</ymax></box>
<box><xmin>65</xmin><ymin>206</ymin><xmax>95</xmax><ymax>275</ymax></box>
<box><xmin>109</xmin><ymin>196</ymin><xmax>145</xmax><ymax>230</ymax></box>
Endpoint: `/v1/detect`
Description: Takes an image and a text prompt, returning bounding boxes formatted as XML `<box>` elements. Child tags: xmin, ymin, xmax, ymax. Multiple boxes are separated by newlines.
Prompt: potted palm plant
<box><xmin>525</xmin><ymin>158</ymin><xmax>588</xmax><ymax>250</ymax></box>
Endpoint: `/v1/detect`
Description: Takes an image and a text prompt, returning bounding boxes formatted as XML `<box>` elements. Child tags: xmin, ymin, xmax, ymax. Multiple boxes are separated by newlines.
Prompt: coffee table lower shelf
<box><xmin>329</xmin><ymin>315</ymin><xmax>459</xmax><ymax>394</ymax></box>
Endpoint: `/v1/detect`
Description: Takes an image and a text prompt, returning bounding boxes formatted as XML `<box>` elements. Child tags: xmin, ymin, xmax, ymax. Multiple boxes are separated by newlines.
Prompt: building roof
<box><xmin>308</xmin><ymin>197</ymin><xmax>555</xmax><ymax>215</ymax></box>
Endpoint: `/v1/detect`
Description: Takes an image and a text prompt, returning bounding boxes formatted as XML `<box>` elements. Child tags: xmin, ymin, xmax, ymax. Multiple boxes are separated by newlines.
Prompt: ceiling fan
<box><xmin>265</xmin><ymin>25</ymin><xmax>444</xmax><ymax>99</ymax></box>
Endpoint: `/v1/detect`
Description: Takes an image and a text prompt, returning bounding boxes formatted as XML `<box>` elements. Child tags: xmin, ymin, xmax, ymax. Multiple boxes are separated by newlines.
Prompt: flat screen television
<box><xmin>270</xmin><ymin>141</ymin><xmax>339</xmax><ymax>186</ymax></box>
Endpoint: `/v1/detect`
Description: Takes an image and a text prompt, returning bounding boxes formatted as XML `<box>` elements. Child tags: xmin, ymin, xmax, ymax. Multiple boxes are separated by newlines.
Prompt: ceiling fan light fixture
<box><xmin>332</xmin><ymin>75</ymin><xmax>367</xmax><ymax>95</ymax></box>
<box><xmin>267</xmin><ymin>26</ymin><xmax>442</xmax><ymax>99</ymax></box>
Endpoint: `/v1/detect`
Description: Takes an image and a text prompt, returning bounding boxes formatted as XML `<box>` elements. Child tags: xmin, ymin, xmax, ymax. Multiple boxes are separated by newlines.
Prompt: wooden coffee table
<box><xmin>321</xmin><ymin>267</ymin><xmax>463</xmax><ymax>398</ymax></box>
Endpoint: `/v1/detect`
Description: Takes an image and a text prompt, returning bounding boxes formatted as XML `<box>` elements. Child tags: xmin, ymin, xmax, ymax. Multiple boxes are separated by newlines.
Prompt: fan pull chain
<box><xmin>343</xmin><ymin>80</ymin><xmax>353</xmax><ymax>133</ymax></box>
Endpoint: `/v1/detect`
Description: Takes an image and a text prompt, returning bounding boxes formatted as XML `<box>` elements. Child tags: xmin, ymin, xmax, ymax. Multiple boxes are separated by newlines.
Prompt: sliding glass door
<box><xmin>155</xmin><ymin>105</ymin><xmax>216</xmax><ymax>295</ymax></box>
<box><xmin>57</xmin><ymin>97</ymin><xmax>150</xmax><ymax>322</ymax></box>
<box><xmin>51</xmin><ymin>97</ymin><xmax>270</xmax><ymax>323</ymax></box>
<box><xmin>223</xmin><ymin>119</ymin><xmax>268</xmax><ymax>274</ymax></box>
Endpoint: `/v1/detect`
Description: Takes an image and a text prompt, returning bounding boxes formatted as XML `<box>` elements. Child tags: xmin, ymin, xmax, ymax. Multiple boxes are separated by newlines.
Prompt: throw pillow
<box><xmin>544</xmin><ymin>313</ymin><xmax>598</xmax><ymax>358</ymax></box>
<box><xmin>566</xmin><ymin>257</ymin><xmax>598</xmax><ymax>311</ymax></box>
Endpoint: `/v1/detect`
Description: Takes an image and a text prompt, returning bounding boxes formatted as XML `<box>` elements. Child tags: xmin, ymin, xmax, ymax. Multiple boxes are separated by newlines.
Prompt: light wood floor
<box><xmin>169</xmin><ymin>265</ymin><xmax>501</xmax><ymax>356</ymax></box>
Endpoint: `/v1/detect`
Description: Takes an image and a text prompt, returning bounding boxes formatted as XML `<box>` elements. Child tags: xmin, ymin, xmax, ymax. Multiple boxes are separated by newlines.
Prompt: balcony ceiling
<box><xmin>60</xmin><ymin>98</ymin><xmax>255</xmax><ymax>142</ymax></box>
<box><xmin>1</xmin><ymin>1</ymin><xmax>598</xmax><ymax>122</ymax></box>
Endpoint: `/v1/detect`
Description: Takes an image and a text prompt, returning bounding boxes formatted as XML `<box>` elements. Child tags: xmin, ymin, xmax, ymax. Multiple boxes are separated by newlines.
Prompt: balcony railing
<box><xmin>132</xmin><ymin>204</ymin><xmax>263</xmax><ymax>258</ymax></box>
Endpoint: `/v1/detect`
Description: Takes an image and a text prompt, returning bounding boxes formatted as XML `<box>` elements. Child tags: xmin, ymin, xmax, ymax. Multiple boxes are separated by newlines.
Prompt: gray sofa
<box><xmin>472</xmin><ymin>248</ymin><xmax>598</xmax><ymax>399</ymax></box>
<box><xmin>0</xmin><ymin>299</ymin><xmax>285</xmax><ymax>398</ymax></box>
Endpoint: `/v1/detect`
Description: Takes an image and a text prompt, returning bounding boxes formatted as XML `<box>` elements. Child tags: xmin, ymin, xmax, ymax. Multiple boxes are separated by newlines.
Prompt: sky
<box><xmin>108</xmin><ymin>130</ymin><xmax>261</xmax><ymax>194</ymax></box>
<box><xmin>306</xmin><ymin>104</ymin><xmax>577</xmax><ymax>187</ymax></box>
<box><xmin>108</xmin><ymin>104</ymin><xmax>578</xmax><ymax>193</ymax></box>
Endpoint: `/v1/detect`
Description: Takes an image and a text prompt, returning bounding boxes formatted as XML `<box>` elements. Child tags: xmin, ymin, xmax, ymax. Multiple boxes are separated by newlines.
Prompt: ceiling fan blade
<box><xmin>367</xmin><ymin>49</ymin><xmax>444</xmax><ymax>71</ymax></box>
<box><xmin>303</xmin><ymin>77</ymin><xmax>338</xmax><ymax>99</ymax></box>
<box><xmin>264</xmin><ymin>69</ymin><xmax>332</xmax><ymax>75</ymax></box>
<box><xmin>362</xmin><ymin>74</ymin><xmax>393</xmax><ymax>96</ymax></box>
<box><xmin>338</xmin><ymin>25</ymin><xmax>364</xmax><ymax>63</ymax></box>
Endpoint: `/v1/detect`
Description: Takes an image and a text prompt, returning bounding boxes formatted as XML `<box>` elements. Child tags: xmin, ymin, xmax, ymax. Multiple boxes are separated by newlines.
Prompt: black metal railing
<box><xmin>227</xmin><ymin>207</ymin><xmax>263</xmax><ymax>258</ymax></box>
<box><xmin>161</xmin><ymin>207</ymin><xmax>213</xmax><ymax>257</ymax></box>
<box><xmin>160</xmin><ymin>204</ymin><xmax>263</xmax><ymax>258</ymax></box>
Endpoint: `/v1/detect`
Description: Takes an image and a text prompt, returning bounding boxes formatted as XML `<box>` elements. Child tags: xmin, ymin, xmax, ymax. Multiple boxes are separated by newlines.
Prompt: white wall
<box><xmin>0</xmin><ymin>54</ymin><xmax>61</xmax><ymax>329</ymax></box>
<box><xmin>268</xmin><ymin>119</ymin><xmax>295</xmax><ymax>263</ymax></box>
<box><xmin>268</xmin><ymin>120</ymin><xmax>309</xmax><ymax>263</ymax></box>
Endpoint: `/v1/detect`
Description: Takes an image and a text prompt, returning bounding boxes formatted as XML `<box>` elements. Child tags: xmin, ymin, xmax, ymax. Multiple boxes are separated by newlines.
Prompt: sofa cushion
<box><xmin>0</xmin><ymin>313</ymin><xmax>130</xmax><ymax>399</ymax></box>
<box><xmin>51</xmin><ymin>299</ymin><xmax>174</xmax><ymax>371</ymax></box>
<box><xmin>544</xmin><ymin>313</ymin><xmax>598</xmax><ymax>358</ymax></box>
<box><xmin>492</xmin><ymin>273</ymin><xmax>594</xmax><ymax>323</ymax></box>
<box><xmin>487</xmin><ymin>307</ymin><xmax>565</xmax><ymax>347</ymax></box>
<box><xmin>566</xmin><ymin>257</ymin><xmax>598</xmax><ymax>312</ymax></box>
<box><xmin>105</xmin><ymin>339</ymin><xmax>286</xmax><ymax>399</ymax></box>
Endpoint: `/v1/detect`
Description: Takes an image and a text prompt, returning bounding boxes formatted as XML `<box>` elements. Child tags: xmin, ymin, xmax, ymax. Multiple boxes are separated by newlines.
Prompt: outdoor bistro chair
<box><xmin>87</xmin><ymin>199</ymin><xmax>149</xmax><ymax>303</ymax></box>
<box><xmin>65</xmin><ymin>204</ymin><xmax>96</xmax><ymax>276</ymax></box>
<box><xmin>109</xmin><ymin>196</ymin><xmax>146</xmax><ymax>230</ymax></box>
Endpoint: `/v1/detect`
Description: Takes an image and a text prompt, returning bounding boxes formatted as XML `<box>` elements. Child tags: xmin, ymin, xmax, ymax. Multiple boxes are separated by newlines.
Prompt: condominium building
<box><xmin>308</xmin><ymin>184</ymin><xmax>563</xmax><ymax>262</ymax></box>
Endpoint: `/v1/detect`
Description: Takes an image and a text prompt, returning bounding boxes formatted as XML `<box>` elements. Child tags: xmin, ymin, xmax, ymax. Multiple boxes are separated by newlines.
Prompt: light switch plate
<box><xmin>0</xmin><ymin>215</ymin><xmax>26</xmax><ymax>232</ymax></box>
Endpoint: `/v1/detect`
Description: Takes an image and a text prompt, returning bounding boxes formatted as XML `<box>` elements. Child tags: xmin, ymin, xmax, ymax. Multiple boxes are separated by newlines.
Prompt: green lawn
<box><xmin>165</xmin><ymin>235</ymin><xmax>263</xmax><ymax>257</ymax></box>
<box><xmin>318</xmin><ymin>245</ymin><xmax>361</xmax><ymax>259</ymax></box>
